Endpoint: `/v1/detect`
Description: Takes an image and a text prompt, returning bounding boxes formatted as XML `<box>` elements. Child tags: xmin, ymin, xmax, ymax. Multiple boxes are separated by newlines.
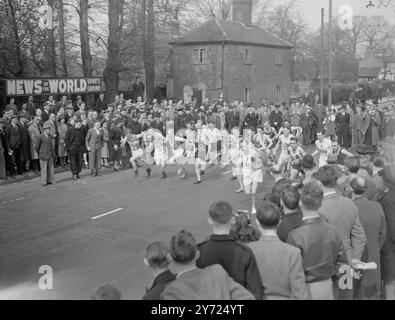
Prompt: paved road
<box><xmin>0</xmin><ymin>164</ymin><xmax>275</xmax><ymax>300</ymax></box>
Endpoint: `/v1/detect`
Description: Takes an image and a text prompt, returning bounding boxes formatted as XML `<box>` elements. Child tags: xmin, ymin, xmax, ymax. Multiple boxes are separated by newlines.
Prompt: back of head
<box><xmin>208</xmin><ymin>201</ymin><xmax>233</xmax><ymax>225</ymax></box>
<box><xmin>230</xmin><ymin>212</ymin><xmax>261</xmax><ymax>243</ymax></box>
<box><xmin>91</xmin><ymin>285</ymin><xmax>122</xmax><ymax>300</ymax></box>
<box><xmin>146</xmin><ymin>241</ymin><xmax>170</xmax><ymax>269</ymax></box>
<box><xmin>313</xmin><ymin>166</ymin><xmax>337</xmax><ymax>188</ymax></box>
<box><xmin>281</xmin><ymin>186</ymin><xmax>300</xmax><ymax>210</ymax></box>
<box><xmin>272</xmin><ymin>178</ymin><xmax>292</xmax><ymax>197</ymax></box>
<box><xmin>169</xmin><ymin>230</ymin><xmax>197</xmax><ymax>265</ymax></box>
<box><xmin>263</xmin><ymin>193</ymin><xmax>281</xmax><ymax>208</ymax></box>
<box><xmin>344</xmin><ymin>156</ymin><xmax>360</xmax><ymax>173</ymax></box>
<box><xmin>350</xmin><ymin>176</ymin><xmax>367</xmax><ymax>195</ymax></box>
<box><xmin>301</xmin><ymin>183</ymin><xmax>324</xmax><ymax>211</ymax></box>
<box><xmin>256</xmin><ymin>201</ymin><xmax>281</xmax><ymax>229</ymax></box>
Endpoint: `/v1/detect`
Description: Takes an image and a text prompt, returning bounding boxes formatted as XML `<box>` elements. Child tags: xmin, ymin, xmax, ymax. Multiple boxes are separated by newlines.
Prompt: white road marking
<box><xmin>222</xmin><ymin>170</ymin><xmax>232</xmax><ymax>175</ymax></box>
<box><xmin>91</xmin><ymin>208</ymin><xmax>124</xmax><ymax>220</ymax></box>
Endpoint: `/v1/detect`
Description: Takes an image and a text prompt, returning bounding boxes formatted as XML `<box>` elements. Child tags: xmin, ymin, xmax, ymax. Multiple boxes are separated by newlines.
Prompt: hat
<box><xmin>302</xmin><ymin>155</ymin><xmax>316</xmax><ymax>169</ymax></box>
<box><xmin>74</xmin><ymin>117</ymin><xmax>82</xmax><ymax>123</ymax></box>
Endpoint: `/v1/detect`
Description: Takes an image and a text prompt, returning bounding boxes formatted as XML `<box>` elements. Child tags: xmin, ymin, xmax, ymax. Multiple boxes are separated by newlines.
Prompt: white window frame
<box><xmin>275</xmin><ymin>51</ymin><xmax>283</xmax><ymax>65</ymax></box>
<box><xmin>244</xmin><ymin>47</ymin><xmax>252</xmax><ymax>64</ymax></box>
<box><xmin>276</xmin><ymin>86</ymin><xmax>281</xmax><ymax>99</ymax></box>
<box><xmin>193</xmin><ymin>48</ymin><xmax>207</xmax><ymax>65</ymax></box>
<box><xmin>244</xmin><ymin>88</ymin><xmax>251</xmax><ymax>102</ymax></box>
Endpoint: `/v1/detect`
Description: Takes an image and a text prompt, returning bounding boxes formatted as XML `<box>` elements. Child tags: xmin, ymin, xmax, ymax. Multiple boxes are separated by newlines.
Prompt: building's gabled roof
<box><xmin>358</xmin><ymin>67</ymin><xmax>381</xmax><ymax>78</ymax></box>
<box><xmin>169</xmin><ymin>18</ymin><xmax>293</xmax><ymax>49</ymax></box>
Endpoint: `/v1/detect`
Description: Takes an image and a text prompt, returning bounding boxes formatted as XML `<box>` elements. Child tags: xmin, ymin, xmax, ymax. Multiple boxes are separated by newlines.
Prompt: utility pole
<box><xmin>320</xmin><ymin>8</ymin><xmax>324</xmax><ymax>106</ymax></box>
<box><xmin>328</xmin><ymin>0</ymin><xmax>333</xmax><ymax>107</ymax></box>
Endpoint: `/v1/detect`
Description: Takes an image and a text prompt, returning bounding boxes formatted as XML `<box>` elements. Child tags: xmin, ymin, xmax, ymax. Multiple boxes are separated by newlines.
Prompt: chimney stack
<box><xmin>232</xmin><ymin>0</ymin><xmax>252</xmax><ymax>26</ymax></box>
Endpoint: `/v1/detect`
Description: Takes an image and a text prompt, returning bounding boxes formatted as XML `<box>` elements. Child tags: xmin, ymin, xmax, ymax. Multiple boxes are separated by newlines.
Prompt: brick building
<box><xmin>168</xmin><ymin>0</ymin><xmax>293</xmax><ymax>105</ymax></box>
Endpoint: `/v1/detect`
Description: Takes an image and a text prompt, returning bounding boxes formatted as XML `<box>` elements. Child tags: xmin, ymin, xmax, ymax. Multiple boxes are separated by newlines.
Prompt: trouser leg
<box><xmin>48</xmin><ymin>156</ymin><xmax>54</xmax><ymax>183</ymax></box>
<box><xmin>40</xmin><ymin>160</ymin><xmax>48</xmax><ymax>184</ymax></box>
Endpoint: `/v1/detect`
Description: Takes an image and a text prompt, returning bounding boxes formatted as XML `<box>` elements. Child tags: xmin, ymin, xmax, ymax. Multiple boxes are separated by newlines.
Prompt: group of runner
<box><xmin>119</xmin><ymin>117</ymin><xmax>344</xmax><ymax>214</ymax></box>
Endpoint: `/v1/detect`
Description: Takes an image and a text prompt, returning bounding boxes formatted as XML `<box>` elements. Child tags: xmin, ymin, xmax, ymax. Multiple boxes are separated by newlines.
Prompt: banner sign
<box><xmin>5</xmin><ymin>77</ymin><xmax>103</xmax><ymax>96</ymax></box>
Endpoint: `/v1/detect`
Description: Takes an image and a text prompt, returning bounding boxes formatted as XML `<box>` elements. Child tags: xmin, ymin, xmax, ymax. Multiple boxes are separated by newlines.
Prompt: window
<box><xmin>244</xmin><ymin>47</ymin><xmax>252</xmax><ymax>64</ymax></box>
<box><xmin>275</xmin><ymin>52</ymin><xmax>282</xmax><ymax>65</ymax></box>
<box><xmin>276</xmin><ymin>86</ymin><xmax>281</xmax><ymax>99</ymax></box>
<box><xmin>193</xmin><ymin>48</ymin><xmax>207</xmax><ymax>65</ymax></box>
<box><xmin>244</xmin><ymin>88</ymin><xmax>251</xmax><ymax>102</ymax></box>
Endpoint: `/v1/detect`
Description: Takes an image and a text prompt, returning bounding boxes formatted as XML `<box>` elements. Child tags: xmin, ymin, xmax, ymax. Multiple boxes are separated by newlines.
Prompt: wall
<box><xmin>223</xmin><ymin>45</ymin><xmax>291</xmax><ymax>104</ymax></box>
<box><xmin>170</xmin><ymin>43</ymin><xmax>292</xmax><ymax>104</ymax></box>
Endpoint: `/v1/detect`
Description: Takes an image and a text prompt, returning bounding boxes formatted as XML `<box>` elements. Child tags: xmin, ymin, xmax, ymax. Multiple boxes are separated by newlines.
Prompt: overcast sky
<box><xmin>280</xmin><ymin>0</ymin><xmax>395</xmax><ymax>30</ymax></box>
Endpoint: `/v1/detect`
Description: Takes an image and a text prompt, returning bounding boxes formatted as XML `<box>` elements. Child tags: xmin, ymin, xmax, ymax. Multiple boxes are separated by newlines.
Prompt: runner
<box><xmin>286</xmin><ymin>136</ymin><xmax>307</xmax><ymax>180</ymax></box>
<box><xmin>229</xmin><ymin>127</ymin><xmax>244</xmax><ymax>192</ymax></box>
<box><xmin>126</xmin><ymin>128</ymin><xmax>152</xmax><ymax>178</ymax></box>
<box><xmin>193</xmin><ymin>120</ymin><xmax>208</xmax><ymax>184</ymax></box>
<box><xmin>241</xmin><ymin>133</ymin><xmax>264</xmax><ymax>214</ymax></box>
<box><xmin>273</xmin><ymin>126</ymin><xmax>294</xmax><ymax>168</ymax></box>
<box><xmin>312</xmin><ymin>131</ymin><xmax>333</xmax><ymax>167</ymax></box>
<box><xmin>151</xmin><ymin>128</ymin><xmax>167</xmax><ymax>179</ymax></box>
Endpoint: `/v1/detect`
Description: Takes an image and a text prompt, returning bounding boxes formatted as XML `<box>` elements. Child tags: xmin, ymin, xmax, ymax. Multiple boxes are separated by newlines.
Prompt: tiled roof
<box><xmin>169</xmin><ymin>18</ymin><xmax>293</xmax><ymax>48</ymax></box>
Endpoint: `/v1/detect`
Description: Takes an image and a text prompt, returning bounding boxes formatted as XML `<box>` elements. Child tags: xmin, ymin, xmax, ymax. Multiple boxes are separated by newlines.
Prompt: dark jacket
<box><xmin>353</xmin><ymin>196</ymin><xmax>386</xmax><ymax>299</ymax></box>
<box><xmin>150</xmin><ymin>120</ymin><xmax>165</xmax><ymax>136</ymax></box>
<box><xmin>35</xmin><ymin>133</ymin><xmax>55</xmax><ymax>161</ymax></box>
<box><xmin>161</xmin><ymin>265</ymin><xmax>255</xmax><ymax>300</ymax></box>
<box><xmin>197</xmin><ymin>234</ymin><xmax>263</xmax><ymax>300</ymax></box>
<box><xmin>19</xmin><ymin>123</ymin><xmax>30</xmax><ymax>162</ymax></box>
<box><xmin>4</xmin><ymin>123</ymin><xmax>21</xmax><ymax>151</ymax></box>
<box><xmin>41</xmin><ymin>110</ymin><xmax>50</xmax><ymax>123</ymax></box>
<box><xmin>65</xmin><ymin>127</ymin><xmax>85</xmax><ymax>151</ymax></box>
<box><xmin>287</xmin><ymin>216</ymin><xmax>348</xmax><ymax>283</ymax></box>
<box><xmin>277</xmin><ymin>210</ymin><xmax>303</xmax><ymax>243</ymax></box>
<box><xmin>245</xmin><ymin>113</ymin><xmax>259</xmax><ymax>130</ymax></box>
<box><xmin>269</xmin><ymin>110</ymin><xmax>283</xmax><ymax>128</ymax></box>
<box><xmin>381</xmin><ymin>186</ymin><xmax>395</xmax><ymax>283</ymax></box>
<box><xmin>225</xmin><ymin>111</ymin><xmax>240</xmax><ymax>130</ymax></box>
<box><xmin>109</xmin><ymin>126</ymin><xmax>123</xmax><ymax>147</ymax></box>
<box><xmin>143</xmin><ymin>270</ymin><xmax>176</xmax><ymax>300</ymax></box>
<box><xmin>95</xmin><ymin>98</ymin><xmax>106</xmax><ymax>113</ymax></box>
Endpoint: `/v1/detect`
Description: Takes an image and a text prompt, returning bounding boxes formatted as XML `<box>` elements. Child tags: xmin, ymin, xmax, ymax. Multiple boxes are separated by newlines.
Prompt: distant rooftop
<box><xmin>169</xmin><ymin>18</ymin><xmax>293</xmax><ymax>49</ymax></box>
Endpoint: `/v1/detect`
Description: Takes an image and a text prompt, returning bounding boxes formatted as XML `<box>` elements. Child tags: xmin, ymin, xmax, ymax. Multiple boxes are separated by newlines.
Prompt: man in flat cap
<box><xmin>35</xmin><ymin>122</ymin><xmax>55</xmax><ymax>186</ymax></box>
<box><xmin>65</xmin><ymin>117</ymin><xmax>85</xmax><ymax>180</ymax></box>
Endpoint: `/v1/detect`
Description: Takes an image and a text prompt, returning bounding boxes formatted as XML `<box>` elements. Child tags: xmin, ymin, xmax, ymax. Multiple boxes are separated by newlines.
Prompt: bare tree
<box><xmin>57</xmin><ymin>0</ymin><xmax>68</xmax><ymax>76</ymax></box>
<box><xmin>193</xmin><ymin>0</ymin><xmax>232</xmax><ymax>20</ymax></box>
<box><xmin>79</xmin><ymin>0</ymin><xmax>92</xmax><ymax>77</ymax></box>
<box><xmin>46</xmin><ymin>0</ymin><xmax>57</xmax><ymax>76</ymax></box>
<box><xmin>259</xmin><ymin>2</ymin><xmax>307</xmax><ymax>81</ymax></box>
<box><xmin>348</xmin><ymin>16</ymin><xmax>367</xmax><ymax>59</ymax></box>
<box><xmin>104</xmin><ymin>0</ymin><xmax>123</xmax><ymax>102</ymax></box>
<box><xmin>142</xmin><ymin>0</ymin><xmax>155</xmax><ymax>101</ymax></box>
